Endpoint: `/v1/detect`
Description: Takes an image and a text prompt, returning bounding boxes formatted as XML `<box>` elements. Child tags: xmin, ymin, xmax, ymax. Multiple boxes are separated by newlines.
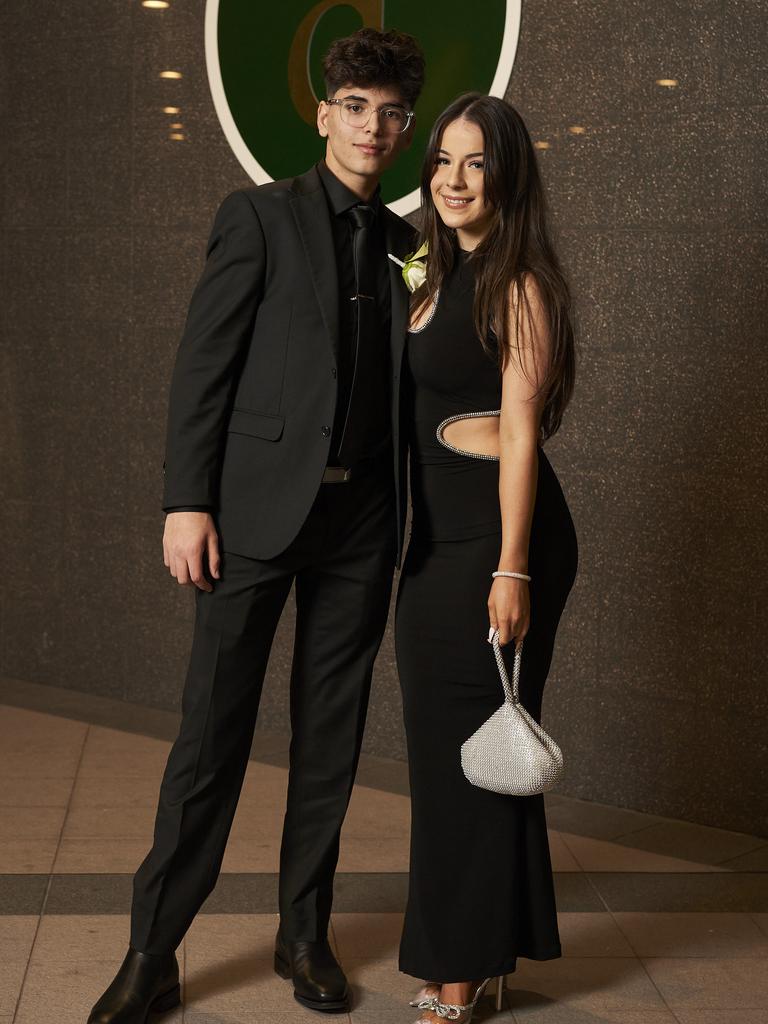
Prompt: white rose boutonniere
<box><xmin>388</xmin><ymin>241</ymin><xmax>428</xmax><ymax>293</ymax></box>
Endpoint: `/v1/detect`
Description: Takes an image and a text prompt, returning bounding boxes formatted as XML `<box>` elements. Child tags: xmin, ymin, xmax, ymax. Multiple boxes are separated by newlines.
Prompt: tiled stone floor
<box><xmin>1</xmin><ymin>679</ymin><xmax>767</xmax><ymax>1023</ymax></box>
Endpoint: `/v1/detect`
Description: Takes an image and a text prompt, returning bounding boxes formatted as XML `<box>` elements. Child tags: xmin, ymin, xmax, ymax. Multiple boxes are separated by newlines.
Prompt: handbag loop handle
<box><xmin>491</xmin><ymin>628</ymin><xmax>523</xmax><ymax>705</ymax></box>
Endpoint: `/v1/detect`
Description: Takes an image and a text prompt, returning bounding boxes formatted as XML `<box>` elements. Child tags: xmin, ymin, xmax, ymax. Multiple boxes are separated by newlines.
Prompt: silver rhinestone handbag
<box><xmin>460</xmin><ymin>629</ymin><xmax>564</xmax><ymax>796</ymax></box>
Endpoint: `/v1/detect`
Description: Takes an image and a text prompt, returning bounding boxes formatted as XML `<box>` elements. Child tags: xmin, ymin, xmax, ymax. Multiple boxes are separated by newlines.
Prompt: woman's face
<box><xmin>429</xmin><ymin>117</ymin><xmax>495</xmax><ymax>247</ymax></box>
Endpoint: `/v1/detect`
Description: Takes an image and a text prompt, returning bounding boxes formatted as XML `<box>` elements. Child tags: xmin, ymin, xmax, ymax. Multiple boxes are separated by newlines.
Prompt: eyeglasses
<box><xmin>325</xmin><ymin>97</ymin><xmax>414</xmax><ymax>135</ymax></box>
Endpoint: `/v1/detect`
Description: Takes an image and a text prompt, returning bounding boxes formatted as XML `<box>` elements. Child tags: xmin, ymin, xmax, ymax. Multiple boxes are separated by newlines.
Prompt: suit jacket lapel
<box><xmin>289</xmin><ymin>168</ymin><xmax>340</xmax><ymax>363</ymax></box>
<box><xmin>289</xmin><ymin>166</ymin><xmax>414</xmax><ymax>375</ymax></box>
<box><xmin>384</xmin><ymin>212</ymin><xmax>411</xmax><ymax>375</ymax></box>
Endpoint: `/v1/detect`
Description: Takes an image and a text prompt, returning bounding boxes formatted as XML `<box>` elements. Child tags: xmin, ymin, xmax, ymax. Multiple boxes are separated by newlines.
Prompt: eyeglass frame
<box><xmin>324</xmin><ymin>96</ymin><xmax>414</xmax><ymax>134</ymax></box>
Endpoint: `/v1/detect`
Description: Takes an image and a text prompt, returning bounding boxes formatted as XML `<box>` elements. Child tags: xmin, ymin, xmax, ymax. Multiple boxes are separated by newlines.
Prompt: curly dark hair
<box><xmin>323</xmin><ymin>27</ymin><xmax>425</xmax><ymax>109</ymax></box>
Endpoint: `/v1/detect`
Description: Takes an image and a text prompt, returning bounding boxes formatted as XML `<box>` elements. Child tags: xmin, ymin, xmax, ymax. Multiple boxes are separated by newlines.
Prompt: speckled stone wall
<box><xmin>2</xmin><ymin>1</ymin><xmax>766</xmax><ymax>836</ymax></box>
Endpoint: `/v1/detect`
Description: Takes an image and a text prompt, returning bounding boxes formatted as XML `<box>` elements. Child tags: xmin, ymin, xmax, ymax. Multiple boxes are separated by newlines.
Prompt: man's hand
<box><xmin>163</xmin><ymin>512</ymin><xmax>221</xmax><ymax>591</ymax></box>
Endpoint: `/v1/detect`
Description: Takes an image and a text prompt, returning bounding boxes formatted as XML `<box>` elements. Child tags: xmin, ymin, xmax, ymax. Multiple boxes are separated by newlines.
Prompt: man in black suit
<box><xmin>87</xmin><ymin>27</ymin><xmax>424</xmax><ymax>1024</ymax></box>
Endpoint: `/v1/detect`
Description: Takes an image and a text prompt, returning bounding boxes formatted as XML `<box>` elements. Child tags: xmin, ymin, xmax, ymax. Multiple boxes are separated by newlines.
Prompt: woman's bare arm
<box><xmin>488</xmin><ymin>274</ymin><xmax>552</xmax><ymax>647</ymax></box>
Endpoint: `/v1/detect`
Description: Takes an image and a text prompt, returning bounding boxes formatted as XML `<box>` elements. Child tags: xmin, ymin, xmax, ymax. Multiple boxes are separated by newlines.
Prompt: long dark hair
<box><xmin>411</xmin><ymin>93</ymin><xmax>576</xmax><ymax>441</ymax></box>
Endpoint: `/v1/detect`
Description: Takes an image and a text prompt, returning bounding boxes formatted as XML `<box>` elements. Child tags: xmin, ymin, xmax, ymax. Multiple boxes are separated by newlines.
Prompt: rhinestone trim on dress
<box><xmin>435</xmin><ymin>409</ymin><xmax>501</xmax><ymax>461</ymax></box>
<box><xmin>407</xmin><ymin>288</ymin><xmax>440</xmax><ymax>333</ymax></box>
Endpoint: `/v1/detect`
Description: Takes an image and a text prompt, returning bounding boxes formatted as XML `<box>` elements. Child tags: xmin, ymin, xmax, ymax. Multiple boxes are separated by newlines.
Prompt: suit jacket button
<box><xmin>331</xmin><ymin>368</ymin><xmax>337</xmax><ymax>378</ymax></box>
<box><xmin>322</xmin><ymin>425</ymin><xmax>331</xmax><ymax>437</ymax></box>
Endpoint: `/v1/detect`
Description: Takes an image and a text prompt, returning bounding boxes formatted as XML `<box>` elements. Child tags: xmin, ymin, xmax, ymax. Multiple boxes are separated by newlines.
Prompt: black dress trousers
<box><xmin>130</xmin><ymin>453</ymin><xmax>396</xmax><ymax>954</ymax></box>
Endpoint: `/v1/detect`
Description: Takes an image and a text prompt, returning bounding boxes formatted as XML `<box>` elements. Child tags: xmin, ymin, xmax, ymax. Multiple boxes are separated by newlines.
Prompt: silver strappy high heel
<box><xmin>411</xmin><ymin>974</ymin><xmax>508</xmax><ymax>1015</ymax></box>
<box><xmin>412</xmin><ymin>975</ymin><xmax>496</xmax><ymax>1023</ymax></box>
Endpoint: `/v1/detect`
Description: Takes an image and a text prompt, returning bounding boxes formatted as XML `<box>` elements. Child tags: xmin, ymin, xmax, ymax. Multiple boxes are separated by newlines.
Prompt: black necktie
<box><xmin>337</xmin><ymin>204</ymin><xmax>377</xmax><ymax>467</ymax></box>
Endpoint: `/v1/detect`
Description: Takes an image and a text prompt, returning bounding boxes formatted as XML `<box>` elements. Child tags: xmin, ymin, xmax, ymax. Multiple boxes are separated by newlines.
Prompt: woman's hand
<box><xmin>488</xmin><ymin>577</ymin><xmax>530</xmax><ymax>651</ymax></box>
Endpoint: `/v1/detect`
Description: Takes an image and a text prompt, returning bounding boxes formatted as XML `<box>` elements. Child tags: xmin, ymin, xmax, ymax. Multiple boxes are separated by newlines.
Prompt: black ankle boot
<box><xmin>87</xmin><ymin>947</ymin><xmax>180</xmax><ymax>1023</ymax></box>
<box><xmin>274</xmin><ymin>928</ymin><xmax>349</xmax><ymax>1013</ymax></box>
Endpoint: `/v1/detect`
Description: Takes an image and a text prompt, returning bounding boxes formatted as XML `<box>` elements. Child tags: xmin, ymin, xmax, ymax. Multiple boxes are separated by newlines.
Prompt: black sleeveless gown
<box><xmin>395</xmin><ymin>249</ymin><xmax>579</xmax><ymax>983</ymax></box>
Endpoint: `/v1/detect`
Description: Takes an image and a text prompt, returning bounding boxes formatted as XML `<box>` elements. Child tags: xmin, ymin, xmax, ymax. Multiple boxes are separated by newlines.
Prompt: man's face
<box><xmin>317</xmin><ymin>82</ymin><xmax>414</xmax><ymax>183</ymax></box>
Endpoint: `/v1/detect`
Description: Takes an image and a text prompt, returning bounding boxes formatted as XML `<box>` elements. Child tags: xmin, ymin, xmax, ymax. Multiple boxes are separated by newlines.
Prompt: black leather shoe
<box><xmin>87</xmin><ymin>946</ymin><xmax>180</xmax><ymax>1023</ymax></box>
<box><xmin>274</xmin><ymin>928</ymin><xmax>350</xmax><ymax>1012</ymax></box>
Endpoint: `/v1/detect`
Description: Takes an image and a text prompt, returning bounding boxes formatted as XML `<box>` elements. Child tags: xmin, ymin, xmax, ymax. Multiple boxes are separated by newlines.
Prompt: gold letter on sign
<box><xmin>288</xmin><ymin>1</ymin><xmax>384</xmax><ymax>125</ymax></box>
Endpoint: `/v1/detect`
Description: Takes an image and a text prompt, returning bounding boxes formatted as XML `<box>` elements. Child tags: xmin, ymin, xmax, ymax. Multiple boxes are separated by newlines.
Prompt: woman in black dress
<box><xmin>395</xmin><ymin>94</ymin><xmax>579</xmax><ymax>1023</ymax></box>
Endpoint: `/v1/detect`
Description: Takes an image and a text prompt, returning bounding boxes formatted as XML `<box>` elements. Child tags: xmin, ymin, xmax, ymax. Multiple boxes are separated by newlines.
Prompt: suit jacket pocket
<box><xmin>227</xmin><ymin>408</ymin><xmax>285</xmax><ymax>441</ymax></box>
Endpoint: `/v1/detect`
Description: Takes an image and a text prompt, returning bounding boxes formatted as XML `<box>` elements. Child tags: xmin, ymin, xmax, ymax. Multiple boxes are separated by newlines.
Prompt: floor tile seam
<box><xmin>632</xmin><ymin>955</ymin><xmax>768</xmax><ymax>1014</ymax></box>
<box><xmin>29</xmin><ymin>950</ymin><xmax>768</xmax><ymax>963</ymax></box>
<box><xmin>613</xmin><ymin>831</ymin><xmax>768</xmax><ymax>863</ymax></box>
<box><xmin>46</xmin><ymin>724</ymin><xmax>91</xmax><ymax>885</ymax></box>
<box><xmin>607</xmin><ymin>821</ymin><xmax>676</xmax><ymax>843</ymax></box>
<box><xmin>591</xmin><ymin>950</ymin><xmax>768</xmax><ymax>961</ymax></box>
<box><xmin>607</xmin><ymin>905</ymin><xmax>768</xmax><ymax>949</ymax></box>
<box><xmin>717</xmin><ymin>842</ymin><xmax>768</xmax><ymax>869</ymax></box>
<box><xmin>580</xmin><ymin>869</ymin><xmax>617</xmax><ymax>920</ymax></box>
<box><xmin>3</xmin><ymin>868</ymin><xmax>768</xmax><ymax>880</ymax></box>
<box><xmin>561</xmin><ymin>819</ymin><xmax>768</xmax><ymax>860</ymax></box>
<box><xmin>558</xmin><ymin>831</ymin><xmax>593</xmax><ymax>870</ymax></box>
<box><xmin>561</xmin><ymin>827</ymin><xmax>708</xmax><ymax>868</ymax></box>
<box><xmin>603</xmin><ymin>900</ymin><xmax>649</xmax><ymax>963</ymax></box>
<box><xmin>0</xmin><ymin>803</ymin><xmax>74</xmax><ymax>810</ymax></box>
<box><xmin>611</xmin><ymin>819</ymin><xmax>768</xmax><ymax>858</ymax></box>
<box><xmin>560</xmin><ymin>832</ymin><xmax>660</xmax><ymax>872</ymax></box>
<box><xmin>591</xmin><ymin>896</ymin><xmax>692</xmax><ymax>1017</ymax></box>
<box><xmin>583</xmin><ymin>868</ymin><xmax>768</xmax><ymax>879</ymax></box>
<box><xmin>9</xmin><ymin>839</ymin><xmax>765</xmax><ymax>872</ymax></box>
<box><xmin>164</xmin><ymin>949</ymin><xmax>768</xmax><ymax>961</ymax></box>
<box><xmin>181</xmin><ymin>954</ymin><xmax>284</xmax><ymax>965</ymax></box>
<box><xmin>581</xmin><ymin>870</ymin><xmax>768</xmax><ymax>913</ymax></box>
<box><xmin>11</xmin><ymin>723</ymin><xmax>91</xmax><ymax>1022</ymax></box>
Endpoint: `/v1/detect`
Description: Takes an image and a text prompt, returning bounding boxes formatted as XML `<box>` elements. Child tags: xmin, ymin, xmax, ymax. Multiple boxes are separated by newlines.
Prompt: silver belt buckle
<box><xmin>322</xmin><ymin>465</ymin><xmax>352</xmax><ymax>483</ymax></box>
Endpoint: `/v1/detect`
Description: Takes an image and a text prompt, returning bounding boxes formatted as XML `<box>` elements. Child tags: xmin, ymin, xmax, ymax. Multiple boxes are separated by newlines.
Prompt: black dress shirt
<box><xmin>316</xmin><ymin>159</ymin><xmax>392</xmax><ymax>466</ymax></box>
<box><xmin>166</xmin><ymin>159</ymin><xmax>391</xmax><ymax>514</ymax></box>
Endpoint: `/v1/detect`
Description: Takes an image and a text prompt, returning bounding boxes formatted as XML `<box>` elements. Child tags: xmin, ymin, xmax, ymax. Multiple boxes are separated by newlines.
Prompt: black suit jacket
<box><xmin>161</xmin><ymin>164</ymin><xmax>417</xmax><ymax>568</ymax></box>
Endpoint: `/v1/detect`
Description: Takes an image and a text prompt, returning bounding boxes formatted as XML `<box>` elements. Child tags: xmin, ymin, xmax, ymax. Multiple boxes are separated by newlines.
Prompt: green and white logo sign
<box><xmin>205</xmin><ymin>2</ymin><xmax>521</xmax><ymax>215</ymax></box>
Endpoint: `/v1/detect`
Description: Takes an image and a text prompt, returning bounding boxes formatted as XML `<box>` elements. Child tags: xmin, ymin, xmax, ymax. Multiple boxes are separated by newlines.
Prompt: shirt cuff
<box><xmin>163</xmin><ymin>505</ymin><xmax>213</xmax><ymax>513</ymax></box>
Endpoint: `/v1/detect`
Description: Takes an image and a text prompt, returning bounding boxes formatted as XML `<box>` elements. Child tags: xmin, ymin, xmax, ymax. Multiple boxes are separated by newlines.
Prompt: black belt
<box><xmin>322</xmin><ymin>465</ymin><xmax>353</xmax><ymax>483</ymax></box>
<box><xmin>322</xmin><ymin>440</ymin><xmax>392</xmax><ymax>484</ymax></box>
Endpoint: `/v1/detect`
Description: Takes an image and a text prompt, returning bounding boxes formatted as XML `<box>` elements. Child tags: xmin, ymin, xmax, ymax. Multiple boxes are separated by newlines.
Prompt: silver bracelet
<box><xmin>492</xmin><ymin>570</ymin><xmax>531</xmax><ymax>581</ymax></box>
